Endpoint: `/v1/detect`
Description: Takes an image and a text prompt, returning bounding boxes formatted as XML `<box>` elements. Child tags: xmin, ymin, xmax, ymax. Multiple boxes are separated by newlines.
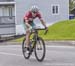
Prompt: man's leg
<box><xmin>25</xmin><ymin>29</ymin><xmax>31</xmax><ymax>48</ymax></box>
<box><xmin>23</xmin><ymin>22</ymin><xmax>31</xmax><ymax>48</ymax></box>
<box><xmin>25</xmin><ymin>22</ymin><xmax>35</xmax><ymax>48</ymax></box>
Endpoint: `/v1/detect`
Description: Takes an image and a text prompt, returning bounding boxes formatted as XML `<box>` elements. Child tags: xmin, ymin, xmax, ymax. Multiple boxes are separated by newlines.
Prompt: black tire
<box><xmin>34</xmin><ymin>37</ymin><xmax>46</xmax><ymax>62</ymax></box>
<box><xmin>22</xmin><ymin>38</ymin><xmax>30</xmax><ymax>59</ymax></box>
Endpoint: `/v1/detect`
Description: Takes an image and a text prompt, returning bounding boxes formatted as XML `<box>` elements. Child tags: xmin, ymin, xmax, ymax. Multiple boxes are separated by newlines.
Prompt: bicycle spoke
<box><xmin>34</xmin><ymin>37</ymin><xmax>46</xmax><ymax>62</ymax></box>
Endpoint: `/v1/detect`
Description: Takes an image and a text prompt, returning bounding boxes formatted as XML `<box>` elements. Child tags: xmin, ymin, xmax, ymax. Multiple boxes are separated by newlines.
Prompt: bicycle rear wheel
<box><xmin>34</xmin><ymin>37</ymin><xmax>46</xmax><ymax>62</ymax></box>
<box><xmin>22</xmin><ymin>38</ymin><xmax>30</xmax><ymax>59</ymax></box>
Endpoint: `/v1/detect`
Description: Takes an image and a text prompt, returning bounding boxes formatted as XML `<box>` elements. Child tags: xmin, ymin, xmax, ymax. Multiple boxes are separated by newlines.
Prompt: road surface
<box><xmin>0</xmin><ymin>43</ymin><xmax>75</xmax><ymax>66</ymax></box>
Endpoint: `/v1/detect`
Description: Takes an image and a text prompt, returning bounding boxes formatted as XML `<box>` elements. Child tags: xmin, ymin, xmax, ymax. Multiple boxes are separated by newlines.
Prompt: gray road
<box><xmin>0</xmin><ymin>43</ymin><xmax>75</xmax><ymax>66</ymax></box>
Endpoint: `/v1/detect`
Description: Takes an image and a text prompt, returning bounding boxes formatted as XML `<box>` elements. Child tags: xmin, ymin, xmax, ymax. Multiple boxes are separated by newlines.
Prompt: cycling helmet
<box><xmin>30</xmin><ymin>5</ymin><xmax>39</xmax><ymax>13</ymax></box>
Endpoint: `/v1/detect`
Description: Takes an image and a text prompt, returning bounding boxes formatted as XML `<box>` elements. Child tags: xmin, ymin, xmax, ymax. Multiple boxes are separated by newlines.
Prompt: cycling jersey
<box><xmin>23</xmin><ymin>11</ymin><xmax>42</xmax><ymax>23</ymax></box>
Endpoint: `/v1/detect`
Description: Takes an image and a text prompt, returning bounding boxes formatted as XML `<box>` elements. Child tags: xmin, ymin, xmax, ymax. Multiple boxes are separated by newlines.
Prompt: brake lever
<box><xmin>44</xmin><ymin>30</ymin><xmax>48</xmax><ymax>35</ymax></box>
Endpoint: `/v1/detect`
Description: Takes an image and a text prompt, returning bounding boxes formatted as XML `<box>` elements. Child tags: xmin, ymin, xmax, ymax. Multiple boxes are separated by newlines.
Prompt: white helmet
<box><xmin>30</xmin><ymin>5</ymin><xmax>39</xmax><ymax>13</ymax></box>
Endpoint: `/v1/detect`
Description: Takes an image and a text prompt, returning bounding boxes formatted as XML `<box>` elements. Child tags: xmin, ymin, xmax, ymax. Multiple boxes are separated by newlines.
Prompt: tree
<box><xmin>69</xmin><ymin>0</ymin><xmax>75</xmax><ymax>13</ymax></box>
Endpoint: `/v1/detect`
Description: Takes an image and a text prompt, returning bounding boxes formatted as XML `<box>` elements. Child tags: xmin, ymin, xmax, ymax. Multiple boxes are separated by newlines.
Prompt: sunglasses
<box><xmin>32</xmin><ymin>11</ymin><xmax>38</xmax><ymax>13</ymax></box>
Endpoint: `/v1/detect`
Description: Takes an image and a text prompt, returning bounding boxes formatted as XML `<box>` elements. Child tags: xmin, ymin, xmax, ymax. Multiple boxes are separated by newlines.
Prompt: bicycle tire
<box><xmin>22</xmin><ymin>38</ymin><xmax>30</xmax><ymax>59</ymax></box>
<box><xmin>34</xmin><ymin>37</ymin><xmax>46</xmax><ymax>62</ymax></box>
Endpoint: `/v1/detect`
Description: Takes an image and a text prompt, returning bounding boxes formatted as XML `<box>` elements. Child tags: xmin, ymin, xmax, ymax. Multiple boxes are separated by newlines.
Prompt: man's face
<box><xmin>32</xmin><ymin>11</ymin><xmax>37</xmax><ymax>17</ymax></box>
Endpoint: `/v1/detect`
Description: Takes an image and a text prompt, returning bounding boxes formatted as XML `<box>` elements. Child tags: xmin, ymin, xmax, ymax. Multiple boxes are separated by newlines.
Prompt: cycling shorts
<box><xmin>23</xmin><ymin>21</ymin><xmax>36</xmax><ymax>30</ymax></box>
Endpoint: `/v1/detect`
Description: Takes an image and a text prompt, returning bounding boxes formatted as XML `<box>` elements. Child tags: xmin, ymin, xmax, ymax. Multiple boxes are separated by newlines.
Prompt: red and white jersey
<box><xmin>23</xmin><ymin>11</ymin><xmax>42</xmax><ymax>22</ymax></box>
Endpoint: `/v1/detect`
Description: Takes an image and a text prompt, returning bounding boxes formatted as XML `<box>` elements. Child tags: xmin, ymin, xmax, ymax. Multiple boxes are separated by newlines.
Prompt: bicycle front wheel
<box><xmin>22</xmin><ymin>38</ymin><xmax>30</xmax><ymax>59</ymax></box>
<box><xmin>34</xmin><ymin>37</ymin><xmax>46</xmax><ymax>62</ymax></box>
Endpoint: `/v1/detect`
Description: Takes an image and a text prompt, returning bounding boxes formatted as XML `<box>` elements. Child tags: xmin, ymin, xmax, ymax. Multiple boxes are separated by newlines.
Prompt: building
<box><xmin>0</xmin><ymin>0</ymin><xmax>69</xmax><ymax>36</ymax></box>
<box><xmin>0</xmin><ymin>0</ymin><xmax>16</xmax><ymax>37</ymax></box>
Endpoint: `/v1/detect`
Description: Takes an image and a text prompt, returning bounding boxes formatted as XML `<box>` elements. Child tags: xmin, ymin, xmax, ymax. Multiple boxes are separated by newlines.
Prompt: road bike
<box><xmin>22</xmin><ymin>28</ymin><xmax>48</xmax><ymax>62</ymax></box>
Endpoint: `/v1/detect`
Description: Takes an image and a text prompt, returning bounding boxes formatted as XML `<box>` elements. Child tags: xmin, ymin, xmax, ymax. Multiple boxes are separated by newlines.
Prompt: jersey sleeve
<box><xmin>23</xmin><ymin>11</ymin><xmax>30</xmax><ymax>21</ymax></box>
<box><xmin>37</xmin><ymin>12</ymin><xmax>42</xmax><ymax>19</ymax></box>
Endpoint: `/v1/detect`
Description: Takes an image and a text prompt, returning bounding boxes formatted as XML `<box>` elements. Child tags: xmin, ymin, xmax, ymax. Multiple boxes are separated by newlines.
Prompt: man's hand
<box><xmin>44</xmin><ymin>27</ymin><xmax>48</xmax><ymax>35</ymax></box>
<box><xmin>45</xmin><ymin>27</ymin><xmax>48</xmax><ymax>31</ymax></box>
<box><xmin>29</xmin><ymin>26</ymin><xmax>32</xmax><ymax>30</ymax></box>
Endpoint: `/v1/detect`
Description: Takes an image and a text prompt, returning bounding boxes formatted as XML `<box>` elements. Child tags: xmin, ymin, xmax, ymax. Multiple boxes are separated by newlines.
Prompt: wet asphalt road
<box><xmin>0</xmin><ymin>41</ymin><xmax>75</xmax><ymax>66</ymax></box>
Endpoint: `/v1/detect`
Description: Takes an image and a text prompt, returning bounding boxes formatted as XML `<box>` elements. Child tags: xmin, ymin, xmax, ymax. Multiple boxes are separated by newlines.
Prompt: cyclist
<box><xmin>23</xmin><ymin>5</ymin><xmax>48</xmax><ymax>52</ymax></box>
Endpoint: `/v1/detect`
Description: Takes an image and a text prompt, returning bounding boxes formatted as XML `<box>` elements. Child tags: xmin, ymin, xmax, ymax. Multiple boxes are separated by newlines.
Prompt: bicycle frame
<box><xmin>30</xmin><ymin>29</ymin><xmax>39</xmax><ymax>49</ymax></box>
<box><xmin>30</xmin><ymin>28</ymin><xmax>46</xmax><ymax>50</ymax></box>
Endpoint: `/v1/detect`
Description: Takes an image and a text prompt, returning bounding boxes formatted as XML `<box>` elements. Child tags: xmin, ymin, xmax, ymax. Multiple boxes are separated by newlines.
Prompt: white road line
<box><xmin>0</xmin><ymin>45</ymin><xmax>75</xmax><ymax>48</ymax></box>
<box><xmin>43</xmin><ymin>63</ymin><xmax>75</xmax><ymax>66</ymax></box>
<box><xmin>0</xmin><ymin>47</ymin><xmax>22</xmax><ymax>51</ymax></box>
<box><xmin>0</xmin><ymin>52</ymin><xmax>23</xmax><ymax>57</ymax></box>
<box><xmin>46</xmin><ymin>46</ymin><xmax>75</xmax><ymax>48</ymax></box>
<box><xmin>0</xmin><ymin>45</ymin><xmax>75</xmax><ymax>57</ymax></box>
<box><xmin>0</xmin><ymin>45</ymin><xmax>75</xmax><ymax>52</ymax></box>
<box><xmin>0</xmin><ymin>51</ymin><xmax>35</xmax><ymax>59</ymax></box>
<box><xmin>0</xmin><ymin>45</ymin><xmax>21</xmax><ymax>47</ymax></box>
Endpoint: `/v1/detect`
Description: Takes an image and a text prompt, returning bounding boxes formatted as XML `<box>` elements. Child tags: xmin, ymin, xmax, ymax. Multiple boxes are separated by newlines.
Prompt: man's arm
<box><xmin>37</xmin><ymin>12</ymin><xmax>48</xmax><ymax>29</ymax></box>
<box><xmin>25</xmin><ymin>20</ymin><xmax>32</xmax><ymax>30</ymax></box>
<box><xmin>40</xmin><ymin>18</ymin><xmax>48</xmax><ymax>29</ymax></box>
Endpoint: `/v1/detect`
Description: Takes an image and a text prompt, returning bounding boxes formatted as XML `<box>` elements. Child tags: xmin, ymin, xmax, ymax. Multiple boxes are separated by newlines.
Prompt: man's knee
<box><xmin>26</xmin><ymin>29</ymin><xmax>31</xmax><ymax>34</ymax></box>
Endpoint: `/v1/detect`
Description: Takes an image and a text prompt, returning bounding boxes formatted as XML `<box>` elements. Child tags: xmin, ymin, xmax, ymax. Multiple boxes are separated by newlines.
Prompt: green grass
<box><xmin>14</xmin><ymin>19</ymin><xmax>75</xmax><ymax>42</ymax></box>
<box><xmin>39</xmin><ymin>19</ymin><xmax>75</xmax><ymax>40</ymax></box>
